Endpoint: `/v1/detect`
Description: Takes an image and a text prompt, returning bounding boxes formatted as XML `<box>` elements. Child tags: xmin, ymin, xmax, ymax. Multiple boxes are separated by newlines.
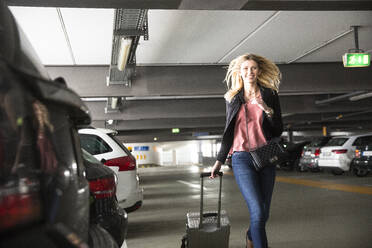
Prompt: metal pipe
<box><xmin>57</xmin><ymin>8</ymin><xmax>76</xmax><ymax>65</ymax></box>
<box><xmin>315</xmin><ymin>91</ymin><xmax>365</xmax><ymax>105</ymax></box>
<box><xmin>349</xmin><ymin>92</ymin><xmax>372</xmax><ymax>101</ymax></box>
<box><xmin>352</xmin><ymin>26</ymin><xmax>360</xmax><ymax>51</ymax></box>
<box><xmin>218</xmin><ymin>11</ymin><xmax>281</xmax><ymax>63</ymax></box>
<box><xmin>287</xmin><ymin>28</ymin><xmax>353</xmax><ymax>64</ymax></box>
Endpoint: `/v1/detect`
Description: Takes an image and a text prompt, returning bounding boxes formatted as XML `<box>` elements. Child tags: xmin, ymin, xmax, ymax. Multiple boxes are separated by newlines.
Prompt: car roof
<box><xmin>78</xmin><ymin>127</ymin><xmax>118</xmax><ymax>135</ymax></box>
<box><xmin>96</xmin><ymin>128</ymin><xmax>118</xmax><ymax>135</ymax></box>
<box><xmin>331</xmin><ymin>133</ymin><xmax>372</xmax><ymax>139</ymax></box>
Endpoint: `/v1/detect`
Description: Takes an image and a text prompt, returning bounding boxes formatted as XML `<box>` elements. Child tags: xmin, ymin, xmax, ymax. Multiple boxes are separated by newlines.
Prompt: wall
<box><xmin>125</xmin><ymin>140</ymin><xmax>212</xmax><ymax>166</ymax></box>
<box><xmin>125</xmin><ymin>142</ymin><xmax>160</xmax><ymax>165</ymax></box>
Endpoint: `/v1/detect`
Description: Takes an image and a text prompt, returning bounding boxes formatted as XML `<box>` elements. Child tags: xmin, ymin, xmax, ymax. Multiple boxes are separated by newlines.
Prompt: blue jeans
<box><xmin>232</xmin><ymin>151</ymin><xmax>276</xmax><ymax>248</ymax></box>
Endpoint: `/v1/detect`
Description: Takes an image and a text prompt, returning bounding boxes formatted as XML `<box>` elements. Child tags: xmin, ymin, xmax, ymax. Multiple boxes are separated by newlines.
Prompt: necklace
<box><xmin>244</xmin><ymin>86</ymin><xmax>257</xmax><ymax>101</ymax></box>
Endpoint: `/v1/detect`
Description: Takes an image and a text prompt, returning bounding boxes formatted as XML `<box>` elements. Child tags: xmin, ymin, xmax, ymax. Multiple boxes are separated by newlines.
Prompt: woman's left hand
<box><xmin>252</xmin><ymin>98</ymin><xmax>273</xmax><ymax>117</ymax></box>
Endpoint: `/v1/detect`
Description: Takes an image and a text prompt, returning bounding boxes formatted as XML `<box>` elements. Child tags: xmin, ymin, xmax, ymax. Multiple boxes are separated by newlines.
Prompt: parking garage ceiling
<box><xmin>6</xmin><ymin>0</ymin><xmax>372</xmax><ymax>142</ymax></box>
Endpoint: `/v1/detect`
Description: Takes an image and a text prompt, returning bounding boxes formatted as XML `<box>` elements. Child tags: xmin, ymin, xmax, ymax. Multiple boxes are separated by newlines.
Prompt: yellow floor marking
<box><xmin>276</xmin><ymin>176</ymin><xmax>372</xmax><ymax>195</ymax></box>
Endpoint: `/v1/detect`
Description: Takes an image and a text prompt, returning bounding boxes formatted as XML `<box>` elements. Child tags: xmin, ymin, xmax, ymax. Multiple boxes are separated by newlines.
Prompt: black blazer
<box><xmin>216</xmin><ymin>85</ymin><xmax>283</xmax><ymax>163</ymax></box>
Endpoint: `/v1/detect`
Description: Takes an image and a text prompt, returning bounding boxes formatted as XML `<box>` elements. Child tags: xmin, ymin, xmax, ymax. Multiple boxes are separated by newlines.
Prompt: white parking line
<box><xmin>177</xmin><ymin>180</ymin><xmax>207</xmax><ymax>190</ymax></box>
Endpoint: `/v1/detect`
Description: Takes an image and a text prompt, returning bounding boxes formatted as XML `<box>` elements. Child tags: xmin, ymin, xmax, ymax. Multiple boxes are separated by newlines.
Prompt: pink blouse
<box><xmin>230</xmin><ymin>96</ymin><xmax>267</xmax><ymax>153</ymax></box>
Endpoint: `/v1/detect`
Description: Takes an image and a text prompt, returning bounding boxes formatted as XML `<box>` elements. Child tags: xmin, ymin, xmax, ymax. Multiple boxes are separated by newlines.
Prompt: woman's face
<box><xmin>240</xmin><ymin>59</ymin><xmax>260</xmax><ymax>85</ymax></box>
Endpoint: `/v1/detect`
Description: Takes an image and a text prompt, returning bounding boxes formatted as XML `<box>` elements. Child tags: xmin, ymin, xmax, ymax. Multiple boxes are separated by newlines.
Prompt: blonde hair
<box><xmin>224</xmin><ymin>54</ymin><xmax>281</xmax><ymax>102</ymax></box>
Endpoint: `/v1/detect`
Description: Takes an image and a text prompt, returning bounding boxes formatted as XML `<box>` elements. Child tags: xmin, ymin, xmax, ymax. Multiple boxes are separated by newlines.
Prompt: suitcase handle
<box><xmin>203</xmin><ymin>212</ymin><xmax>218</xmax><ymax>218</ymax></box>
<box><xmin>199</xmin><ymin>171</ymin><xmax>223</xmax><ymax>229</ymax></box>
<box><xmin>200</xmin><ymin>171</ymin><xmax>223</xmax><ymax>178</ymax></box>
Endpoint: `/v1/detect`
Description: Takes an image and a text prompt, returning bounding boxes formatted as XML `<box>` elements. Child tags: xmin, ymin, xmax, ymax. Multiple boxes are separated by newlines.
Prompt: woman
<box><xmin>210</xmin><ymin>53</ymin><xmax>283</xmax><ymax>248</ymax></box>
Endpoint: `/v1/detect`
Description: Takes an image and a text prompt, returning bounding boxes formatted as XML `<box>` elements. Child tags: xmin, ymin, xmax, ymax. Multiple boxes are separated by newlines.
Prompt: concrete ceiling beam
<box><xmin>92</xmin><ymin>117</ymin><xmax>226</xmax><ymax>130</ymax></box>
<box><xmin>6</xmin><ymin>0</ymin><xmax>372</xmax><ymax>10</ymax></box>
<box><xmin>84</xmin><ymin>95</ymin><xmax>372</xmax><ymax>120</ymax></box>
<box><xmin>46</xmin><ymin>63</ymin><xmax>372</xmax><ymax>98</ymax></box>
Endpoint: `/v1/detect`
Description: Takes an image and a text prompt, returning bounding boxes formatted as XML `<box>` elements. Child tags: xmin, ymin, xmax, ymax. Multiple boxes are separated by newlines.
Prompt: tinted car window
<box><xmin>309</xmin><ymin>137</ymin><xmax>331</xmax><ymax>147</ymax></box>
<box><xmin>364</xmin><ymin>136</ymin><xmax>372</xmax><ymax>146</ymax></box>
<box><xmin>79</xmin><ymin>134</ymin><xmax>113</xmax><ymax>155</ymax></box>
<box><xmin>325</xmin><ymin>137</ymin><xmax>348</xmax><ymax>146</ymax></box>
<box><xmin>353</xmin><ymin>136</ymin><xmax>372</xmax><ymax>146</ymax></box>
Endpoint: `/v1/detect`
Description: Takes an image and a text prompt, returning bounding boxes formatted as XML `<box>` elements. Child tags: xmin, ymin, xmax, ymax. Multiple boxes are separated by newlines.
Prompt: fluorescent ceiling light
<box><xmin>111</xmin><ymin>97</ymin><xmax>118</xmax><ymax>109</ymax></box>
<box><xmin>117</xmin><ymin>37</ymin><xmax>132</xmax><ymax>71</ymax></box>
<box><xmin>349</xmin><ymin>92</ymin><xmax>372</xmax><ymax>101</ymax></box>
<box><xmin>81</xmin><ymin>97</ymin><xmax>108</xmax><ymax>102</ymax></box>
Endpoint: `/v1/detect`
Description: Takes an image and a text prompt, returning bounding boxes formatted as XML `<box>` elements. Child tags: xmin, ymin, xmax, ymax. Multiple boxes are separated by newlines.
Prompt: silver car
<box><xmin>299</xmin><ymin>137</ymin><xmax>332</xmax><ymax>172</ymax></box>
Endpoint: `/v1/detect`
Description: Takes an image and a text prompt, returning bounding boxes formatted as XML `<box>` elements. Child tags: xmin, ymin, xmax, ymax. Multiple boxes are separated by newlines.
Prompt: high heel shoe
<box><xmin>246</xmin><ymin>237</ymin><xmax>253</xmax><ymax>248</ymax></box>
<box><xmin>246</xmin><ymin>230</ymin><xmax>253</xmax><ymax>248</ymax></box>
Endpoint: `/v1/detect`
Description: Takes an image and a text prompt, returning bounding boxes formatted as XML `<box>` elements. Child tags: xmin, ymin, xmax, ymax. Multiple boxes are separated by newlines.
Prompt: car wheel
<box><xmin>310</xmin><ymin>167</ymin><xmax>321</xmax><ymax>173</ymax></box>
<box><xmin>88</xmin><ymin>224</ymin><xmax>118</xmax><ymax>248</ymax></box>
<box><xmin>295</xmin><ymin>160</ymin><xmax>306</xmax><ymax>172</ymax></box>
<box><xmin>354</xmin><ymin>168</ymin><xmax>369</xmax><ymax>177</ymax></box>
<box><xmin>331</xmin><ymin>169</ymin><xmax>344</xmax><ymax>176</ymax></box>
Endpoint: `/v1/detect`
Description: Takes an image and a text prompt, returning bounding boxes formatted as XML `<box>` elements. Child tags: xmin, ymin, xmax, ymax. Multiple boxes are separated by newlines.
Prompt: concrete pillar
<box><xmin>172</xmin><ymin>150</ymin><xmax>177</xmax><ymax>166</ymax></box>
<box><xmin>197</xmin><ymin>141</ymin><xmax>203</xmax><ymax>164</ymax></box>
<box><xmin>322</xmin><ymin>126</ymin><xmax>328</xmax><ymax>136</ymax></box>
<box><xmin>288</xmin><ymin>129</ymin><xmax>294</xmax><ymax>143</ymax></box>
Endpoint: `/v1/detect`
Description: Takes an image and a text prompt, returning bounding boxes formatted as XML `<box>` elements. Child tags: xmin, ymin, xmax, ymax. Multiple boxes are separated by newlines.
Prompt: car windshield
<box><xmin>324</xmin><ymin>137</ymin><xmax>348</xmax><ymax>146</ymax></box>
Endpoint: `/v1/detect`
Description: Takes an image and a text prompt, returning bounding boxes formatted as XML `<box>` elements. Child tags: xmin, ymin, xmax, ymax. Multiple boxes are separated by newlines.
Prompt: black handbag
<box><xmin>243</xmin><ymin>103</ymin><xmax>285</xmax><ymax>171</ymax></box>
<box><xmin>249</xmin><ymin>139</ymin><xmax>285</xmax><ymax>171</ymax></box>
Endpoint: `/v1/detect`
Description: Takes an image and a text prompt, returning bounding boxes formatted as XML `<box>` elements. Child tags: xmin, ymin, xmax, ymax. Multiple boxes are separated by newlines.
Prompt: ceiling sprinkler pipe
<box><xmin>349</xmin><ymin>26</ymin><xmax>363</xmax><ymax>53</ymax></box>
<box><xmin>353</xmin><ymin>26</ymin><xmax>359</xmax><ymax>51</ymax></box>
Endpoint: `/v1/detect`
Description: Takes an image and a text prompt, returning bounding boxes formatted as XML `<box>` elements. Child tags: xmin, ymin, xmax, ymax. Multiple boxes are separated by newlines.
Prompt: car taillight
<box><xmin>314</xmin><ymin>148</ymin><xmax>321</xmax><ymax>157</ymax></box>
<box><xmin>0</xmin><ymin>179</ymin><xmax>42</xmax><ymax>231</ymax></box>
<box><xmin>332</xmin><ymin>149</ymin><xmax>348</xmax><ymax>154</ymax></box>
<box><xmin>89</xmin><ymin>176</ymin><xmax>116</xmax><ymax>199</ymax></box>
<box><xmin>355</xmin><ymin>149</ymin><xmax>361</xmax><ymax>158</ymax></box>
<box><xmin>104</xmin><ymin>156</ymin><xmax>136</xmax><ymax>171</ymax></box>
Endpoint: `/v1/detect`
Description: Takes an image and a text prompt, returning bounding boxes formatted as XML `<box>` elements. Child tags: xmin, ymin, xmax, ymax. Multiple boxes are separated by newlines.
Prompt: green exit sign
<box><xmin>343</xmin><ymin>53</ymin><xmax>370</xmax><ymax>67</ymax></box>
<box><xmin>172</xmin><ymin>128</ymin><xmax>180</xmax><ymax>133</ymax></box>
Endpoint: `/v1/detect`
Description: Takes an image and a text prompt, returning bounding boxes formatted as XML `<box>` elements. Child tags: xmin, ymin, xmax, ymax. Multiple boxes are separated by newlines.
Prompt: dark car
<box><xmin>299</xmin><ymin>136</ymin><xmax>332</xmax><ymax>172</ymax></box>
<box><xmin>277</xmin><ymin>140</ymin><xmax>311</xmax><ymax>171</ymax></box>
<box><xmin>351</xmin><ymin>141</ymin><xmax>372</xmax><ymax>177</ymax></box>
<box><xmin>0</xmin><ymin>3</ymin><xmax>117</xmax><ymax>247</ymax></box>
<box><xmin>82</xmin><ymin>149</ymin><xmax>128</xmax><ymax>247</ymax></box>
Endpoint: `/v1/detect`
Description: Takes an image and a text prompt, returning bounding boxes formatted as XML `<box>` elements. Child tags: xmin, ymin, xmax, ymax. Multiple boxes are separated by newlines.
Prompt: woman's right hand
<box><xmin>210</xmin><ymin>161</ymin><xmax>222</xmax><ymax>179</ymax></box>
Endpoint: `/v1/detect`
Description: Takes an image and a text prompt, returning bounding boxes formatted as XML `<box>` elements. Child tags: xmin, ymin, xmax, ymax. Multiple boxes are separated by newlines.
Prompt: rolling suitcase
<box><xmin>181</xmin><ymin>172</ymin><xmax>230</xmax><ymax>248</ymax></box>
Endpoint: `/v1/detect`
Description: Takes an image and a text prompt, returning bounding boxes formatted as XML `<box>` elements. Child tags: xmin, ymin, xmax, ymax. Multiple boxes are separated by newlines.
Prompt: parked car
<box><xmin>350</xmin><ymin>138</ymin><xmax>372</xmax><ymax>177</ymax></box>
<box><xmin>277</xmin><ymin>140</ymin><xmax>311</xmax><ymax>171</ymax></box>
<box><xmin>0</xmin><ymin>3</ymin><xmax>117</xmax><ymax>246</ymax></box>
<box><xmin>79</xmin><ymin>127</ymin><xmax>143</xmax><ymax>213</ymax></box>
<box><xmin>82</xmin><ymin>149</ymin><xmax>128</xmax><ymax>247</ymax></box>
<box><xmin>299</xmin><ymin>136</ymin><xmax>332</xmax><ymax>172</ymax></box>
<box><xmin>318</xmin><ymin>133</ymin><xmax>372</xmax><ymax>175</ymax></box>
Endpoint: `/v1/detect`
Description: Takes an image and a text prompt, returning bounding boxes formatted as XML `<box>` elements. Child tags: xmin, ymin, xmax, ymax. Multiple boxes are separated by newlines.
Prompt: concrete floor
<box><xmin>124</xmin><ymin>165</ymin><xmax>372</xmax><ymax>248</ymax></box>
